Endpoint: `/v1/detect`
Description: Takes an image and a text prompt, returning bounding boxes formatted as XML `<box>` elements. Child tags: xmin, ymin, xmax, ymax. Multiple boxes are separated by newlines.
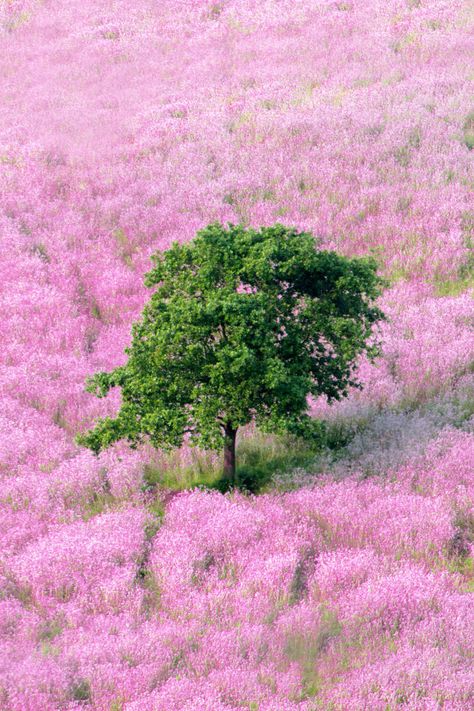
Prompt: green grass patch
<box><xmin>142</xmin><ymin>451</ymin><xmax>221</xmax><ymax>493</ymax></box>
<box><xmin>109</xmin><ymin>698</ymin><xmax>126</xmax><ymax>711</ymax></box>
<box><xmin>431</xmin><ymin>553</ymin><xmax>474</xmax><ymax>593</ymax></box>
<box><xmin>70</xmin><ymin>679</ymin><xmax>92</xmax><ymax>704</ymax></box>
<box><xmin>140</xmin><ymin>417</ymin><xmax>360</xmax><ymax>496</ymax></box>
<box><xmin>37</xmin><ymin>618</ymin><xmax>63</xmax><ymax>643</ymax></box>
<box><xmin>142</xmin><ymin>429</ymin><xmax>325</xmax><ymax>495</ymax></box>
<box><xmin>433</xmin><ymin>227</ymin><xmax>474</xmax><ymax>296</ymax></box>
<box><xmin>137</xmin><ymin>569</ymin><xmax>162</xmax><ymax>617</ymax></box>
<box><xmin>285</xmin><ymin>607</ymin><xmax>342</xmax><ymax>700</ymax></box>
<box><xmin>235</xmin><ymin>431</ymin><xmax>321</xmax><ymax>493</ymax></box>
<box><xmin>81</xmin><ymin>490</ymin><xmax>118</xmax><ymax>521</ymax></box>
<box><xmin>434</xmin><ymin>274</ymin><xmax>474</xmax><ymax>297</ymax></box>
<box><xmin>463</xmin><ymin>111</ymin><xmax>474</xmax><ymax>150</ymax></box>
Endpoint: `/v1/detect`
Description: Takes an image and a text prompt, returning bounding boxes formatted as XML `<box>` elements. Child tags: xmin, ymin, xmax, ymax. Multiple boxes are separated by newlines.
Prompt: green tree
<box><xmin>77</xmin><ymin>223</ymin><xmax>385</xmax><ymax>485</ymax></box>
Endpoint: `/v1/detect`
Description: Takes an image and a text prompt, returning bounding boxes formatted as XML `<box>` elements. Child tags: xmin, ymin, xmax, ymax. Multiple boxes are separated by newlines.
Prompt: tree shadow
<box><xmin>209</xmin><ymin>433</ymin><xmax>321</xmax><ymax>494</ymax></box>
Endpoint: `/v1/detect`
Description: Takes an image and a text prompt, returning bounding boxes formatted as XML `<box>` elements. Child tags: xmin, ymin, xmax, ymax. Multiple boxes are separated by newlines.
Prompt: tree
<box><xmin>77</xmin><ymin>223</ymin><xmax>385</xmax><ymax>486</ymax></box>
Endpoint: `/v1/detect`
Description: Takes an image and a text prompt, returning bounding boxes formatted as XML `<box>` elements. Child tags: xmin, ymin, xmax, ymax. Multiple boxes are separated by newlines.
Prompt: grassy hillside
<box><xmin>0</xmin><ymin>0</ymin><xmax>473</xmax><ymax>708</ymax></box>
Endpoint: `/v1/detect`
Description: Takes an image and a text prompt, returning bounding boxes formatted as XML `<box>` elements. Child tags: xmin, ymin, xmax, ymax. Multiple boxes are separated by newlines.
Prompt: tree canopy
<box><xmin>77</xmin><ymin>223</ymin><xmax>385</xmax><ymax>483</ymax></box>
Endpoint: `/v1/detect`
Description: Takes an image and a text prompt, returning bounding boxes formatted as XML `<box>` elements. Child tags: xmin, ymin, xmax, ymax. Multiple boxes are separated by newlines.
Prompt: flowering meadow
<box><xmin>1</xmin><ymin>0</ymin><xmax>474</xmax><ymax>709</ymax></box>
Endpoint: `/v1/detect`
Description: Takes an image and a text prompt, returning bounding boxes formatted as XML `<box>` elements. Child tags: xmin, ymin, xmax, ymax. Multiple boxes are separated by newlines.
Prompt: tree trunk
<box><xmin>223</xmin><ymin>424</ymin><xmax>237</xmax><ymax>486</ymax></box>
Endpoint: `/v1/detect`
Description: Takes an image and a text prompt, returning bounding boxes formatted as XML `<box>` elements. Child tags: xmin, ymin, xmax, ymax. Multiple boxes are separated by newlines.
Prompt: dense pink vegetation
<box><xmin>1</xmin><ymin>0</ymin><xmax>473</xmax><ymax>709</ymax></box>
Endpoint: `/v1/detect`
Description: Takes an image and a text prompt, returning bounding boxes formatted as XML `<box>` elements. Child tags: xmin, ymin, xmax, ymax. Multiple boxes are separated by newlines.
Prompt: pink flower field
<box><xmin>1</xmin><ymin>0</ymin><xmax>474</xmax><ymax>708</ymax></box>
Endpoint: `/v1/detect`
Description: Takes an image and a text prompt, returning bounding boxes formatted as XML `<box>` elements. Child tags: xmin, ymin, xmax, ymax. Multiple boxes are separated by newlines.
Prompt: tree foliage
<box><xmin>77</xmin><ymin>223</ymin><xmax>385</xmax><ymax>480</ymax></box>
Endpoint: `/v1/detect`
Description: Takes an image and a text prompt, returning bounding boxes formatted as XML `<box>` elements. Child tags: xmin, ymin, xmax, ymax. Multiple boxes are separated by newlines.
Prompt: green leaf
<box><xmin>77</xmin><ymin>222</ymin><xmax>384</xmax><ymax>466</ymax></box>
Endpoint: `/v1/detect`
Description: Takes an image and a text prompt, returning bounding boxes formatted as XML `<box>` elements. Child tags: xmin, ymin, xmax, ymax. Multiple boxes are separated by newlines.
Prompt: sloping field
<box><xmin>1</xmin><ymin>1</ymin><xmax>474</xmax><ymax>708</ymax></box>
